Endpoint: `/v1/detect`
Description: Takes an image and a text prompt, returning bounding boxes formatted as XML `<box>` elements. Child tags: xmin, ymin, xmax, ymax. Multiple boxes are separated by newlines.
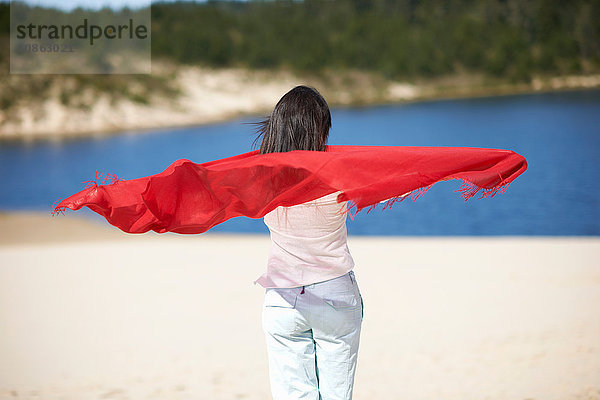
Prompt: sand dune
<box><xmin>3</xmin><ymin>66</ymin><xmax>598</xmax><ymax>142</ymax></box>
<box><xmin>0</xmin><ymin>213</ymin><xmax>599</xmax><ymax>400</ymax></box>
<box><xmin>0</xmin><ymin>66</ymin><xmax>418</xmax><ymax>141</ymax></box>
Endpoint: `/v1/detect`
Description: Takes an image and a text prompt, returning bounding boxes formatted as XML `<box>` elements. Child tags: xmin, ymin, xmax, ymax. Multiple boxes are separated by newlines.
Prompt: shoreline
<box><xmin>1</xmin><ymin>85</ymin><xmax>595</xmax><ymax>145</ymax></box>
<box><xmin>1</xmin><ymin>66</ymin><xmax>599</xmax><ymax>143</ymax></box>
<box><xmin>2</xmin><ymin>211</ymin><xmax>598</xmax><ymax>245</ymax></box>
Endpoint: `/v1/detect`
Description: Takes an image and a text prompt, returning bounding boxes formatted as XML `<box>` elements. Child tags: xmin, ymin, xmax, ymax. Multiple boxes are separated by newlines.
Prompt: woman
<box><xmin>253</xmin><ymin>85</ymin><xmax>364</xmax><ymax>400</ymax></box>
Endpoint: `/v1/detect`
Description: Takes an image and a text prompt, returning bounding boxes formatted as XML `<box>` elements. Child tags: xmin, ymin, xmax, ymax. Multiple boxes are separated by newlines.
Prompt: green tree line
<box><xmin>150</xmin><ymin>0</ymin><xmax>600</xmax><ymax>82</ymax></box>
<box><xmin>1</xmin><ymin>0</ymin><xmax>599</xmax><ymax>82</ymax></box>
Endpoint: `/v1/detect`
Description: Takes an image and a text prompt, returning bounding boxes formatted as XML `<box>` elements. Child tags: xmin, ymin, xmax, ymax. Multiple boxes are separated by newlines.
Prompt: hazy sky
<box><xmin>8</xmin><ymin>0</ymin><xmax>188</xmax><ymax>11</ymax></box>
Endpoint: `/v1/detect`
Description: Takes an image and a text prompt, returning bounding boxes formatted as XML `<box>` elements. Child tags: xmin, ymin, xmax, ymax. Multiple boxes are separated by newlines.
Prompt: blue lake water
<box><xmin>1</xmin><ymin>89</ymin><xmax>599</xmax><ymax>236</ymax></box>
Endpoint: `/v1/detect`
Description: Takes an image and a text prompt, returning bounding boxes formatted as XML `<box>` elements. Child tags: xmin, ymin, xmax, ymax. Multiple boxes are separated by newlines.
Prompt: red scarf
<box><xmin>52</xmin><ymin>145</ymin><xmax>527</xmax><ymax>234</ymax></box>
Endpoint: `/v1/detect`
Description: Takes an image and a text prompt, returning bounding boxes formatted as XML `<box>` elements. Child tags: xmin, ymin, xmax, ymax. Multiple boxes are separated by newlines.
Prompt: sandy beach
<box><xmin>0</xmin><ymin>66</ymin><xmax>418</xmax><ymax>141</ymax></box>
<box><xmin>0</xmin><ymin>213</ymin><xmax>599</xmax><ymax>400</ymax></box>
<box><xmin>2</xmin><ymin>65</ymin><xmax>599</xmax><ymax>142</ymax></box>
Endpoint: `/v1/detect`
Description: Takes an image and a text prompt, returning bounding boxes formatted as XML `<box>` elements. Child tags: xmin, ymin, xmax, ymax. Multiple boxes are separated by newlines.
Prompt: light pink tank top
<box><xmin>255</xmin><ymin>192</ymin><xmax>355</xmax><ymax>288</ymax></box>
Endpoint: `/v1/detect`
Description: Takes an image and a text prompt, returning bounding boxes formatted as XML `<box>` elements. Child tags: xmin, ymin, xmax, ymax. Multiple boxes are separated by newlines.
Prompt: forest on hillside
<box><xmin>0</xmin><ymin>0</ymin><xmax>599</xmax><ymax>82</ymax></box>
<box><xmin>149</xmin><ymin>0</ymin><xmax>600</xmax><ymax>82</ymax></box>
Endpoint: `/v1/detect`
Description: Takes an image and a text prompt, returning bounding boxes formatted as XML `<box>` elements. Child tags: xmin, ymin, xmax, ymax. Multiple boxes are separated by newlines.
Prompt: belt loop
<box><xmin>348</xmin><ymin>272</ymin><xmax>354</xmax><ymax>284</ymax></box>
<box><xmin>300</xmin><ymin>286</ymin><xmax>305</xmax><ymax>294</ymax></box>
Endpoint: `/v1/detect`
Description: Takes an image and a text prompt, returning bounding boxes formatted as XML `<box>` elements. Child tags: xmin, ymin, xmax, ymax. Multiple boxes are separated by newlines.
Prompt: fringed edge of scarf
<box><xmin>51</xmin><ymin>171</ymin><xmax>122</xmax><ymax>216</ymax></box>
<box><xmin>345</xmin><ymin>177</ymin><xmax>514</xmax><ymax>220</ymax></box>
<box><xmin>52</xmin><ymin>170</ymin><xmax>516</xmax><ymax>222</ymax></box>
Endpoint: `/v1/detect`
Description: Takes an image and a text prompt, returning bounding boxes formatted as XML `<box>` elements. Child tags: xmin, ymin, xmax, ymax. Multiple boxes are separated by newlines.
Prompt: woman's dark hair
<box><xmin>254</xmin><ymin>85</ymin><xmax>331</xmax><ymax>154</ymax></box>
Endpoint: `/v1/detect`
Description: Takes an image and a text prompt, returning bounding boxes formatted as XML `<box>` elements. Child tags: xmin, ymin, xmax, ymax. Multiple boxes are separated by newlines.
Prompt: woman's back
<box><xmin>256</xmin><ymin>192</ymin><xmax>355</xmax><ymax>288</ymax></box>
<box><xmin>256</xmin><ymin>85</ymin><xmax>362</xmax><ymax>400</ymax></box>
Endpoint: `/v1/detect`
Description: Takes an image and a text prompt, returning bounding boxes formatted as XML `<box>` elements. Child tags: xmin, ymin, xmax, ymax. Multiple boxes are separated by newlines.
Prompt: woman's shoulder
<box><xmin>263</xmin><ymin>191</ymin><xmax>346</xmax><ymax>222</ymax></box>
<box><xmin>310</xmin><ymin>191</ymin><xmax>342</xmax><ymax>206</ymax></box>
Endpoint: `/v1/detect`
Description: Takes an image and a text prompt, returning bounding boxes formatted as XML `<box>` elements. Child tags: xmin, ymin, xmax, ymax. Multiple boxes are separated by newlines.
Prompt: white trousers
<box><xmin>262</xmin><ymin>271</ymin><xmax>364</xmax><ymax>400</ymax></box>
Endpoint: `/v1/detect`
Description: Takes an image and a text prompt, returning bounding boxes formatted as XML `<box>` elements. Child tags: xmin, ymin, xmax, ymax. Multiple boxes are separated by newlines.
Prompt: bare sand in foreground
<box><xmin>1</xmin><ymin>213</ymin><xmax>599</xmax><ymax>400</ymax></box>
